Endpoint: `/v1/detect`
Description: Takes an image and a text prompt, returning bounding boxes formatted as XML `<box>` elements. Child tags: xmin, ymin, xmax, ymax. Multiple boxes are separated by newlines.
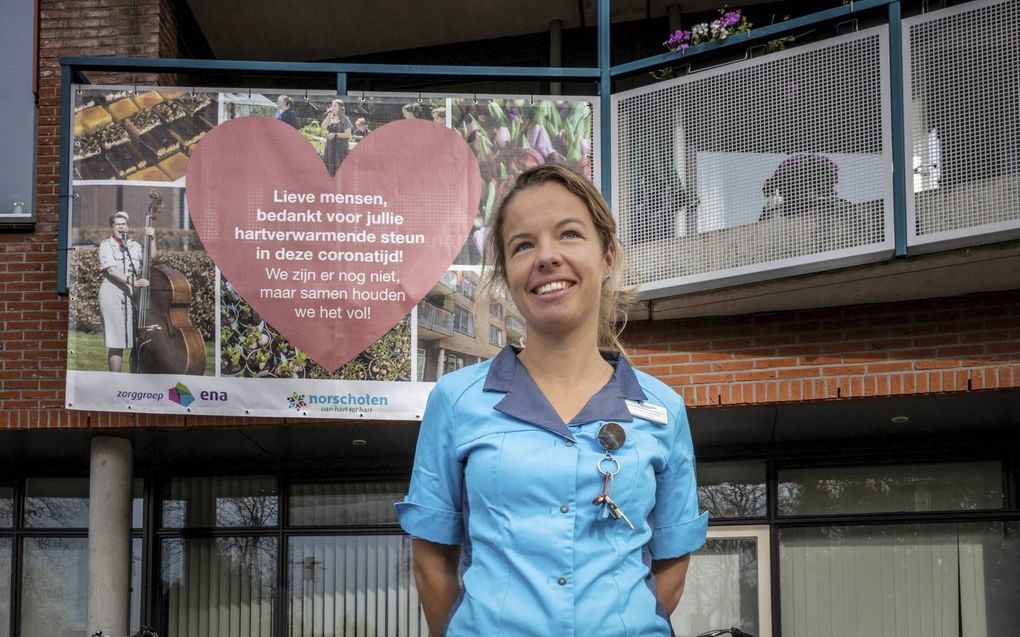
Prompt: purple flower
<box><xmin>722</xmin><ymin>11</ymin><xmax>741</xmax><ymax>27</ymax></box>
<box><xmin>668</xmin><ymin>29</ymin><xmax>691</xmax><ymax>48</ymax></box>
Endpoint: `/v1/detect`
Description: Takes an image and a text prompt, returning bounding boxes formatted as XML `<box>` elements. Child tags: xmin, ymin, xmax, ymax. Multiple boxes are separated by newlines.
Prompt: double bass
<box><xmin>131</xmin><ymin>190</ymin><xmax>206</xmax><ymax>375</ymax></box>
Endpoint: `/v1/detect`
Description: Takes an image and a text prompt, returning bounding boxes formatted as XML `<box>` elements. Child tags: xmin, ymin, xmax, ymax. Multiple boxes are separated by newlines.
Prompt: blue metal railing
<box><xmin>56</xmin><ymin>0</ymin><xmax>903</xmax><ymax>293</ymax></box>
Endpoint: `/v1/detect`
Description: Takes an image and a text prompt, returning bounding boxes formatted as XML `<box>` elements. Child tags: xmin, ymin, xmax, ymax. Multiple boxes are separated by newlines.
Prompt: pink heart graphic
<box><xmin>187</xmin><ymin>117</ymin><xmax>481</xmax><ymax>370</ymax></box>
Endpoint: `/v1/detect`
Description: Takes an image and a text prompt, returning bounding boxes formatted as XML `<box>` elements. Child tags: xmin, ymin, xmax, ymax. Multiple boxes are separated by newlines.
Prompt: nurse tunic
<box><xmin>97</xmin><ymin>236</ymin><xmax>143</xmax><ymax>349</ymax></box>
<box><xmin>396</xmin><ymin>345</ymin><xmax>708</xmax><ymax>637</ymax></box>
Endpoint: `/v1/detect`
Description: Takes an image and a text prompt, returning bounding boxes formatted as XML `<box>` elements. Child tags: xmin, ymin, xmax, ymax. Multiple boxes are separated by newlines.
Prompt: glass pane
<box><xmin>24</xmin><ymin>478</ymin><xmax>89</xmax><ymax>528</ymax></box>
<box><xmin>161</xmin><ymin>476</ymin><xmax>278</xmax><ymax>528</ymax></box>
<box><xmin>0</xmin><ymin>538</ymin><xmax>9</xmax><ymax>637</ymax></box>
<box><xmin>161</xmin><ymin>537</ymin><xmax>277</xmax><ymax>637</ymax></box>
<box><xmin>288</xmin><ymin>535</ymin><xmax>428</xmax><ymax>637</ymax></box>
<box><xmin>780</xmin><ymin>522</ymin><xmax>1020</xmax><ymax>637</ymax></box>
<box><xmin>671</xmin><ymin>538</ymin><xmax>759</xmax><ymax>637</ymax></box>
<box><xmin>697</xmin><ymin>461</ymin><xmax>767</xmax><ymax>518</ymax></box>
<box><xmin>21</xmin><ymin>537</ymin><xmax>88</xmax><ymax>637</ymax></box>
<box><xmin>289</xmin><ymin>481</ymin><xmax>408</xmax><ymax>526</ymax></box>
<box><xmin>131</xmin><ymin>537</ymin><xmax>142</xmax><ymax>634</ymax></box>
<box><xmin>132</xmin><ymin>478</ymin><xmax>144</xmax><ymax>530</ymax></box>
<box><xmin>778</xmin><ymin>461</ymin><xmax>1003</xmax><ymax>516</ymax></box>
<box><xmin>0</xmin><ymin>487</ymin><xmax>11</xmax><ymax>527</ymax></box>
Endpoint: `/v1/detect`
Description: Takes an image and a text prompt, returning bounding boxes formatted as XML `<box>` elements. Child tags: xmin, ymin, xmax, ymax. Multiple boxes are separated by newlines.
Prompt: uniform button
<box><xmin>565</xmin><ymin>440</ymin><xmax>575</xmax><ymax>447</ymax></box>
<box><xmin>557</xmin><ymin>577</ymin><xmax>567</xmax><ymax>586</ymax></box>
<box><xmin>560</xmin><ymin>504</ymin><xmax>570</xmax><ymax>513</ymax></box>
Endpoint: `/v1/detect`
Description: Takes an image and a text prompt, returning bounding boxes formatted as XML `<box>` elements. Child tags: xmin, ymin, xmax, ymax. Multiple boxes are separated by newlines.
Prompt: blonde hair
<box><xmin>482</xmin><ymin>165</ymin><xmax>632</xmax><ymax>352</ymax></box>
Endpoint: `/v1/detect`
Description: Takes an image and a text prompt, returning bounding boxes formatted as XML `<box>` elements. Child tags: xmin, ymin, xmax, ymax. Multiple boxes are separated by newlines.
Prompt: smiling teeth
<box><xmin>536</xmin><ymin>281</ymin><xmax>568</xmax><ymax>295</ymax></box>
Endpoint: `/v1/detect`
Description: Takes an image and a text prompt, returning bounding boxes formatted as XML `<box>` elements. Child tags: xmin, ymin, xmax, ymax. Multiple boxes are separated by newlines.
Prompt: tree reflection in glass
<box><xmin>161</xmin><ymin>536</ymin><xmax>276</xmax><ymax>637</ymax></box>
<box><xmin>161</xmin><ymin>476</ymin><xmax>278</xmax><ymax>528</ymax></box>
<box><xmin>0</xmin><ymin>487</ymin><xmax>12</xmax><ymax>527</ymax></box>
<box><xmin>23</xmin><ymin>478</ymin><xmax>89</xmax><ymax>528</ymax></box>
<box><xmin>696</xmin><ymin>462</ymin><xmax>767</xmax><ymax>519</ymax></box>
<box><xmin>0</xmin><ymin>538</ymin><xmax>10</xmax><ymax>637</ymax></box>
<box><xmin>778</xmin><ymin>461</ymin><xmax>1003</xmax><ymax>516</ymax></box>
<box><xmin>20</xmin><ymin>538</ymin><xmax>88</xmax><ymax>637</ymax></box>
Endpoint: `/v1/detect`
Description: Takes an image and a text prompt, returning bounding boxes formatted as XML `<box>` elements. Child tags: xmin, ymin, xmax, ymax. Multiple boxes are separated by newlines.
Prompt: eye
<box><xmin>562</xmin><ymin>230</ymin><xmax>579</xmax><ymax>239</ymax></box>
<box><xmin>512</xmin><ymin>241</ymin><xmax>534</xmax><ymax>254</ymax></box>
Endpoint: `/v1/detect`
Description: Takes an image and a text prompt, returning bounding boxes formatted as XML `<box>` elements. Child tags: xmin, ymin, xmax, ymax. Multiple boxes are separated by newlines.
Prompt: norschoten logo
<box><xmin>169</xmin><ymin>382</ymin><xmax>195</xmax><ymax>407</ymax></box>
<box><xmin>287</xmin><ymin>392</ymin><xmax>307</xmax><ymax>410</ymax></box>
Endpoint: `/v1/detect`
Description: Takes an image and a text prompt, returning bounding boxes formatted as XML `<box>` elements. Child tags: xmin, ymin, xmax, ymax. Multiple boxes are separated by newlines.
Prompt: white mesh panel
<box><xmin>614</xmin><ymin>29</ymin><xmax>891</xmax><ymax>295</ymax></box>
<box><xmin>905</xmin><ymin>0</ymin><xmax>1020</xmax><ymax>243</ymax></box>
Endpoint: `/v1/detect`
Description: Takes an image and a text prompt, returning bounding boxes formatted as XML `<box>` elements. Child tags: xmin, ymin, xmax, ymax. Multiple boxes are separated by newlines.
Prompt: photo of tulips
<box><xmin>451</xmin><ymin>98</ymin><xmax>594</xmax><ymax>264</ymax></box>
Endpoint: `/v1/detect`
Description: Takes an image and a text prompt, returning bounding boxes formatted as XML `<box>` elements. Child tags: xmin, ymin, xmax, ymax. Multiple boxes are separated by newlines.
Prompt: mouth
<box><xmin>533</xmin><ymin>280</ymin><xmax>574</xmax><ymax>296</ymax></box>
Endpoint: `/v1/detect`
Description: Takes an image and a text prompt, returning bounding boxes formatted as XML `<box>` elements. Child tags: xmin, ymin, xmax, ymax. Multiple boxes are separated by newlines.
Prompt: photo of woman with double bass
<box><xmin>97</xmin><ymin>210</ymin><xmax>154</xmax><ymax>372</ymax></box>
<box><xmin>67</xmin><ymin>184</ymin><xmax>215</xmax><ymax>376</ymax></box>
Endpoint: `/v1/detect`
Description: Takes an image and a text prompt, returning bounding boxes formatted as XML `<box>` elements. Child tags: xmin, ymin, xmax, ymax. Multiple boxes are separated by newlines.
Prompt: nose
<box><xmin>534</xmin><ymin>239</ymin><xmax>561</xmax><ymax>271</ymax></box>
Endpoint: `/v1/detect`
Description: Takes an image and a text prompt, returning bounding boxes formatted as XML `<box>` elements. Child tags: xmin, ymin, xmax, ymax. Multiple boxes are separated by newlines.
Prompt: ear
<box><xmin>602</xmin><ymin>244</ymin><xmax>615</xmax><ymax>279</ymax></box>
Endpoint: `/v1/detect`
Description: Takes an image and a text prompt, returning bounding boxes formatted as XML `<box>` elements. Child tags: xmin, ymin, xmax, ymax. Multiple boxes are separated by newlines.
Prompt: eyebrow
<box><xmin>505</xmin><ymin>217</ymin><xmax>586</xmax><ymax>245</ymax></box>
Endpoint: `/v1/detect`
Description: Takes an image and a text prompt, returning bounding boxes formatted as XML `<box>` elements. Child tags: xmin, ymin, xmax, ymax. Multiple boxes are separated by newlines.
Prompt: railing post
<box><xmin>888</xmin><ymin>0</ymin><xmax>909</xmax><ymax>257</ymax></box>
<box><xmin>598</xmin><ymin>0</ymin><xmax>612</xmax><ymax>201</ymax></box>
<box><xmin>57</xmin><ymin>63</ymin><xmax>73</xmax><ymax>293</ymax></box>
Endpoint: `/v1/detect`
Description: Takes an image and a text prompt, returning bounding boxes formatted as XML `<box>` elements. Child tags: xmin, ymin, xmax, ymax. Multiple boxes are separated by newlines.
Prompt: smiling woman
<box><xmin>396</xmin><ymin>165</ymin><xmax>709</xmax><ymax>637</ymax></box>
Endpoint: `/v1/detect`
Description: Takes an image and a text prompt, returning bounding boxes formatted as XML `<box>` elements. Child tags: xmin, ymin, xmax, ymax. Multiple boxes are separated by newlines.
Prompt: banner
<box><xmin>65</xmin><ymin>89</ymin><xmax>597</xmax><ymax>418</ymax></box>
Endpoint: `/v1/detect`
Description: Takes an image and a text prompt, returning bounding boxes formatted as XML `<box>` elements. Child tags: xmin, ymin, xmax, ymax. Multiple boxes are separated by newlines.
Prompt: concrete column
<box><xmin>668</xmin><ymin>4</ymin><xmax>683</xmax><ymax>33</ymax></box>
<box><xmin>549</xmin><ymin>19</ymin><xmax>563</xmax><ymax>95</ymax></box>
<box><xmin>87</xmin><ymin>436</ymin><xmax>133</xmax><ymax>637</ymax></box>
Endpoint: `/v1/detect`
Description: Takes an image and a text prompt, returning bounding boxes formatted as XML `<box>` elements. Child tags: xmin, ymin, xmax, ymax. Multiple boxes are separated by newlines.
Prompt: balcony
<box><xmin>505</xmin><ymin>314</ymin><xmax>526</xmax><ymax>340</ymax></box>
<box><xmin>430</xmin><ymin>271</ymin><xmax>458</xmax><ymax>297</ymax></box>
<box><xmin>614</xmin><ymin>0</ymin><xmax>1020</xmax><ymax>318</ymax></box>
<box><xmin>417</xmin><ymin>302</ymin><xmax>454</xmax><ymax>340</ymax></box>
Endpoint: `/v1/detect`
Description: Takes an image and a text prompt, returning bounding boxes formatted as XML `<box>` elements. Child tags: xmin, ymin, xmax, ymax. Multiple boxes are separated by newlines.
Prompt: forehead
<box><xmin>503</xmin><ymin>181</ymin><xmax>594</xmax><ymax>233</ymax></box>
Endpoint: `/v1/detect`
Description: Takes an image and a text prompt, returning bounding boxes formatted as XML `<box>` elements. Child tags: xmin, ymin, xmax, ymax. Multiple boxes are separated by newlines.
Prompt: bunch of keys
<box><xmin>592</xmin><ymin>421</ymin><xmax>635</xmax><ymax>530</ymax></box>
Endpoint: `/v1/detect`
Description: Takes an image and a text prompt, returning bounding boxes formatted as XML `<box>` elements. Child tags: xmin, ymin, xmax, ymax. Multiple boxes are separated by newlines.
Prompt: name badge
<box><xmin>625</xmin><ymin>400</ymin><xmax>668</xmax><ymax>425</ymax></box>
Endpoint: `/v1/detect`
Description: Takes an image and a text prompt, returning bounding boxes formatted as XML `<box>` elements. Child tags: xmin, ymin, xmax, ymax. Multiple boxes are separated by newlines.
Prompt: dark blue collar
<box><xmin>483</xmin><ymin>345</ymin><xmax>647</xmax><ymax>439</ymax></box>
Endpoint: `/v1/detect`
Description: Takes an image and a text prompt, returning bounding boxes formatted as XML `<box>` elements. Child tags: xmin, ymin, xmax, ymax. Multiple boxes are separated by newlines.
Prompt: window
<box><xmin>161</xmin><ymin>537</ymin><xmax>277</xmax><ymax>636</ymax></box>
<box><xmin>162</xmin><ymin>476</ymin><xmax>278</xmax><ymax>528</ymax></box>
<box><xmin>452</xmin><ymin>304</ymin><xmax>475</xmax><ymax>336</ymax></box>
<box><xmin>13</xmin><ymin>479</ymin><xmax>143</xmax><ymax>637</ymax></box>
<box><xmin>0</xmin><ymin>538</ymin><xmax>9</xmax><ymax>637</ymax></box>
<box><xmin>0</xmin><ymin>487</ymin><xmax>11</xmax><ymax>528</ymax></box>
<box><xmin>289</xmin><ymin>481</ymin><xmax>407</xmax><ymax>526</ymax></box>
<box><xmin>288</xmin><ymin>535</ymin><xmax>427</xmax><ymax>636</ymax></box>
<box><xmin>490</xmin><ymin>301</ymin><xmax>503</xmax><ymax>319</ymax></box>
<box><xmin>779</xmin><ymin>522</ymin><xmax>1020</xmax><ymax>637</ymax></box>
<box><xmin>697</xmin><ymin>461</ymin><xmax>767</xmax><ymax>519</ymax></box>
<box><xmin>24</xmin><ymin>478</ymin><xmax>90</xmax><ymax>528</ymax></box>
<box><xmin>158</xmin><ymin>476</ymin><xmax>426</xmax><ymax>637</ymax></box>
<box><xmin>778</xmin><ymin>461</ymin><xmax>1003</xmax><ymax>516</ymax></box>
<box><xmin>489</xmin><ymin>324</ymin><xmax>504</xmax><ymax>347</ymax></box>
<box><xmin>445</xmin><ymin>353</ymin><xmax>466</xmax><ymax>374</ymax></box>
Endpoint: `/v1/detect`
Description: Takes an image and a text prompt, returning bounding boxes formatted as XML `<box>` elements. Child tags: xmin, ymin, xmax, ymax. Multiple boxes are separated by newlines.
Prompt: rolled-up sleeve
<box><xmin>648</xmin><ymin>402</ymin><xmax>708</xmax><ymax>560</ymax></box>
<box><xmin>395</xmin><ymin>380</ymin><xmax>464</xmax><ymax>545</ymax></box>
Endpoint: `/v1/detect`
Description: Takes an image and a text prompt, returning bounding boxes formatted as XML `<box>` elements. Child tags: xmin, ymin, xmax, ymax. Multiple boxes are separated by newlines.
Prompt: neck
<box><xmin>517</xmin><ymin>327</ymin><xmax>609</xmax><ymax>385</ymax></box>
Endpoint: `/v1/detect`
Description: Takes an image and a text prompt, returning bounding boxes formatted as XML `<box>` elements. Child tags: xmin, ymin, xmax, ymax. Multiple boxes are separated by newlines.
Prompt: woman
<box><xmin>321</xmin><ymin>99</ymin><xmax>353</xmax><ymax>177</ymax></box>
<box><xmin>396</xmin><ymin>165</ymin><xmax>707</xmax><ymax>636</ymax></box>
<box><xmin>402</xmin><ymin>102</ymin><xmax>422</xmax><ymax>119</ymax></box>
<box><xmin>97</xmin><ymin>211</ymin><xmax>155</xmax><ymax>372</ymax></box>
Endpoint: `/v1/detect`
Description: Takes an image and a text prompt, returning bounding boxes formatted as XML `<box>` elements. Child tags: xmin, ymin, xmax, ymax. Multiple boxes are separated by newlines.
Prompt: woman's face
<box><xmin>501</xmin><ymin>182</ymin><xmax>611</xmax><ymax>341</ymax></box>
<box><xmin>403</xmin><ymin>108</ymin><xmax>415</xmax><ymax>119</ymax></box>
<box><xmin>111</xmin><ymin>218</ymin><xmax>129</xmax><ymax>235</ymax></box>
<box><xmin>332</xmin><ymin>103</ymin><xmax>343</xmax><ymax>116</ymax></box>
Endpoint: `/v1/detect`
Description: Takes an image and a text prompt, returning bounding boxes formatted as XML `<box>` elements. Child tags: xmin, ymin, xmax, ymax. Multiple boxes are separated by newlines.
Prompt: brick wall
<box><xmin>625</xmin><ymin>290</ymin><xmax>1020</xmax><ymax>409</ymax></box>
<box><xmin>2</xmin><ymin>0</ymin><xmax>1018</xmax><ymax>430</ymax></box>
<box><xmin>0</xmin><ymin>0</ymin><xmax>172</xmax><ymax>428</ymax></box>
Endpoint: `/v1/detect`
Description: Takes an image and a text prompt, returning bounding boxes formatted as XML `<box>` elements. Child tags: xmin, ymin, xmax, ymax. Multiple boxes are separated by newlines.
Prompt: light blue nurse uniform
<box><xmin>396</xmin><ymin>345</ymin><xmax>708</xmax><ymax>636</ymax></box>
